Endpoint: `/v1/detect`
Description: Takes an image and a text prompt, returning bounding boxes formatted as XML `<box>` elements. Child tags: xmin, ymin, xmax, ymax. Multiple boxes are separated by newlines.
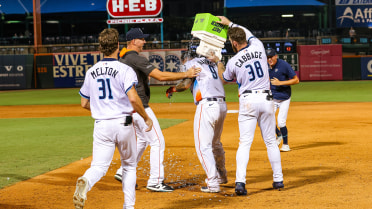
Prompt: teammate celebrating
<box><xmin>266</xmin><ymin>48</ymin><xmax>299</xmax><ymax>152</ymax></box>
<box><xmin>114</xmin><ymin>28</ymin><xmax>201</xmax><ymax>192</ymax></box>
<box><xmin>216</xmin><ymin>16</ymin><xmax>284</xmax><ymax>195</ymax></box>
<box><xmin>166</xmin><ymin>51</ymin><xmax>228</xmax><ymax>193</ymax></box>
<box><xmin>73</xmin><ymin>28</ymin><xmax>153</xmax><ymax>209</ymax></box>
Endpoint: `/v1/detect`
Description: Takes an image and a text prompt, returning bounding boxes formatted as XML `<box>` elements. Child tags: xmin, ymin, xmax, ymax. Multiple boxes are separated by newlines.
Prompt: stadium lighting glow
<box><xmin>303</xmin><ymin>13</ymin><xmax>316</xmax><ymax>16</ymax></box>
<box><xmin>281</xmin><ymin>14</ymin><xmax>294</xmax><ymax>18</ymax></box>
<box><xmin>46</xmin><ymin>20</ymin><xmax>59</xmax><ymax>24</ymax></box>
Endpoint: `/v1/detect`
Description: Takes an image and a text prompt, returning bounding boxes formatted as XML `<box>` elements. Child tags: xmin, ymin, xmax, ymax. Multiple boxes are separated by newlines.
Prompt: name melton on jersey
<box><xmin>90</xmin><ymin>67</ymin><xmax>118</xmax><ymax>79</ymax></box>
<box><xmin>235</xmin><ymin>51</ymin><xmax>263</xmax><ymax>67</ymax></box>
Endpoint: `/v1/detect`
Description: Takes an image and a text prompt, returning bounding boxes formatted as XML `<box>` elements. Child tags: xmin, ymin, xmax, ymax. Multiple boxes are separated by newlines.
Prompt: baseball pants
<box><xmin>273</xmin><ymin>98</ymin><xmax>291</xmax><ymax>128</ymax></box>
<box><xmin>236</xmin><ymin>92</ymin><xmax>283</xmax><ymax>183</ymax></box>
<box><xmin>82</xmin><ymin>117</ymin><xmax>137</xmax><ymax>209</ymax></box>
<box><xmin>133</xmin><ymin>107</ymin><xmax>165</xmax><ymax>186</ymax></box>
<box><xmin>194</xmin><ymin>99</ymin><xmax>227</xmax><ymax>189</ymax></box>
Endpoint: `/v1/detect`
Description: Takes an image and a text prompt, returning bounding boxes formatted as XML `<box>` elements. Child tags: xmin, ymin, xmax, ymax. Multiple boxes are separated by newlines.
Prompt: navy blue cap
<box><xmin>126</xmin><ymin>28</ymin><xmax>149</xmax><ymax>41</ymax></box>
<box><xmin>265</xmin><ymin>48</ymin><xmax>277</xmax><ymax>57</ymax></box>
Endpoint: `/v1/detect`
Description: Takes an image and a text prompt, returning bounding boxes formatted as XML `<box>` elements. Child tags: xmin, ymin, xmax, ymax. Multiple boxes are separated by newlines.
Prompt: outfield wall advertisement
<box><xmin>297</xmin><ymin>45</ymin><xmax>343</xmax><ymax>81</ymax></box>
<box><xmin>0</xmin><ymin>55</ymin><xmax>33</xmax><ymax>90</ymax></box>
<box><xmin>360</xmin><ymin>57</ymin><xmax>372</xmax><ymax>80</ymax></box>
<box><xmin>34</xmin><ymin>50</ymin><xmax>183</xmax><ymax>88</ymax></box>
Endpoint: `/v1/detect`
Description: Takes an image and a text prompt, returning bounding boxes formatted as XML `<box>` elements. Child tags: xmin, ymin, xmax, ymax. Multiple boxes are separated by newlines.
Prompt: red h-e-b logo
<box><xmin>107</xmin><ymin>0</ymin><xmax>163</xmax><ymax>18</ymax></box>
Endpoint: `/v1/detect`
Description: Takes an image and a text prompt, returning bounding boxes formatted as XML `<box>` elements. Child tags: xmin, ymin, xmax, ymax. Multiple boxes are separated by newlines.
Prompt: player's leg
<box><xmin>277</xmin><ymin>98</ymin><xmax>291</xmax><ymax>151</ymax></box>
<box><xmin>194</xmin><ymin>102</ymin><xmax>221</xmax><ymax>192</ymax></box>
<box><xmin>134</xmin><ymin>108</ymin><xmax>173</xmax><ymax>192</ymax></box>
<box><xmin>74</xmin><ymin>119</ymin><xmax>117</xmax><ymax>208</ymax></box>
<box><xmin>116</xmin><ymin>122</ymin><xmax>137</xmax><ymax>209</ymax></box>
<box><xmin>235</xmin><ymin>95</ymin><xmax>258</xmax><ymax>195</ymax></box>
<box><xmin>273</xmin><ymin>100</ymin><xmax>283</xmax><ymax>146</ymax></box>
<box><xmin>258</xmin><ymin>99</ymin><xmax>284</xmax><ymax>185</ymax></box>
<box><xmin>212</xmin><ymin>103</ymin><xmax>228</xmax><ymax>184</ymax></box>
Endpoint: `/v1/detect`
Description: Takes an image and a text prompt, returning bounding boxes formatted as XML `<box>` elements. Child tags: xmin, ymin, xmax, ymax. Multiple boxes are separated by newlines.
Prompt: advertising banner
<box><xmin>53</xmin><ymin>52</ymin><xmax>103</xmax><ymax>88</ymax></box>
<box><xmin>298</xmin><ymin>45</ymin><xmax>343</xmax><ymax>81</ymax></box>
<box><xmin>336</xmin><ymin>5</ymin><xmax>372</xmax><ymax>27</ymax></box>
<box><xmin>0</xmin><ymin>55</ymin><xmax>33</xmax><ymax>90</ymax></box>
<box><xmin>35</xmin><ymin>55</ymin><xmax>54</xmax><ymax>88</ymax></box>
<box><xmin>360</xmin><ymin>57</ymin><xmax>372</xmax><ymax>80</ymax></box>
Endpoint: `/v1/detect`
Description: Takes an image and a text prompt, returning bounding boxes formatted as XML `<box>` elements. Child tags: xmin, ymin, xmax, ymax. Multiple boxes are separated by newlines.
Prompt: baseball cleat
<box><xmin>276</xmin><ymin>135</ymin><xmax>283</xmax><ymax>146</ymax></box>
<box><xmin>73</xmin><ymin>177</ymin><xmax>89</xmax><ymax>209</ymax></box>
<box><xmin>201</xmin><ymin>186</ymin><xmax>220</xmax><ymax>193</ymax></box>
<box><xmin>280</xmin><ymin>144</ymin><xmax>291</xmax><ymax>152</ymax></box>
<box><xmin>146</xmin><ymin>182</ymin><xmax>174</xmax><ymax>192</ymax></box>
<box><xmin>273</xmin><ymin>181</ymin><xmax>284</xmax><ymax>190</ymax></box>
<box><xmin>114</xmin><ymin>173</ymin><xmax>122</xmax><ymax>182</ymax></box>
<box><xmin>218</xmin><ymin>176</ymin><xmax>228</xmax><ymax>184</ymax></box>
<box><xmin>235</xmin><ymin>182</ymin><xmax>247</xmax><ymax>196</ymax></box>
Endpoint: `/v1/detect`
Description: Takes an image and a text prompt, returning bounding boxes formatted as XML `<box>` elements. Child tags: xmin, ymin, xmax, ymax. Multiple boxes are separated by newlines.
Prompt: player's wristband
<box><xmin>228</xmin><ymin>22</ymin><xmax>234</xmax><ymax>28</ymax></box>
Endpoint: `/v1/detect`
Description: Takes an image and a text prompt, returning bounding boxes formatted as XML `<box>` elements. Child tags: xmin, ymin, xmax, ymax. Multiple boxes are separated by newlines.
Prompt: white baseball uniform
<box><xmin>184</xmin><ymin>57</ymin><xmax>227</xmax><ymax>191</ymax></box>
<box><xmin>222</xmin><ymin>24</ymin><xmax>284</xmax><ymax>183</ymax></box>
<box><xmin>79</xmin><ymin>58</ymin><xmax>138</xmax><ymax>209</ymax></box>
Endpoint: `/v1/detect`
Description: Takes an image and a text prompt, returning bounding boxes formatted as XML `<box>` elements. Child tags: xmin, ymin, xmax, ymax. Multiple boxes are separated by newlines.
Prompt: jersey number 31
<box><xmin>97</xmin><ymin>78</ymin><xmax>113</xmax><ymax>100</ymax></box>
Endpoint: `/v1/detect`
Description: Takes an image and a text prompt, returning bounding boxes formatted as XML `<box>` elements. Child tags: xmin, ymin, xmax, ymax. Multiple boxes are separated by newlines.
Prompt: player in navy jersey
<box><xmin>266</xmin><ymin>48</ymin><xmax>299</xmax><ymax>152</ymax></box>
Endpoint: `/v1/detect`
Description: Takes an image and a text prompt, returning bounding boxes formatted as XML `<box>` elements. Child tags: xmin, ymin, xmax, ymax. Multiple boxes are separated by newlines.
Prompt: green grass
<box><xmin>0</xmin><ymin>116</ymin><xmax>185</xmax><ymax>189</ymax></box>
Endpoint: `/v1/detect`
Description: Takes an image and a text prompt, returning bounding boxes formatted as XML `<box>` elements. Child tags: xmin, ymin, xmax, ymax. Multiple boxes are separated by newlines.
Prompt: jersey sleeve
<box><xmin>79</xmin><ymin>73</ymin><xmax>90</xmax><ymax>99</ymax></box>
<box><xmin>123</xmin><ymin>66</ymin><xmax>138</xmax><ymax>94</ymax></box>
<box><xmin>285</xmin><ymin>62</ymin><xmax>297</xmax><ymax>79</ymax></box>
<box><xmin>135</xmin><ymin>55</ymin><xmax>157</xmax><ymax>76</ymax></box>
<box><xmin>222</xmin><ymin>61</ymin><xmax>235</xmax><ymax>82</ymax></box>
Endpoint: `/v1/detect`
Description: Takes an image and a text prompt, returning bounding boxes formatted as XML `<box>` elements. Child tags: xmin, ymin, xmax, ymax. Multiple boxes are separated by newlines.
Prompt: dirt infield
<box><xmin>0</xmin><ymin>102</ymin><xmax>371</xmax><ymax>209</ymax></box>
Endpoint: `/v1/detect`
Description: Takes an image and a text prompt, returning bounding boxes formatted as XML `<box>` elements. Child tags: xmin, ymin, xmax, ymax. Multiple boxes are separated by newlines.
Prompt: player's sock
<box><xmin>275</xmin><ymin>127</ymin><xmax>281</xmax><ymax>137</ymax></box>
<box><xmin>280</xmin><ymin>126</ymin><xmax>288</xmax><ymax>144</ymax></box>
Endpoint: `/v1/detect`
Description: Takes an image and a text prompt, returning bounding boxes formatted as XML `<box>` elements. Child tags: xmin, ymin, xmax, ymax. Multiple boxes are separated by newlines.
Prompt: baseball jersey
<box><xmin>79</xmin><ymin>58</ymin><xmax>138</xmax><ymax>120</ymax></box>
<box><xmin>120</xmin><ymin>50</ymin><xmax>156</xmax><ymax>108</ymax></box>
<box><xmin>222</xmin><ymin>24</ymin><xmax>271</xmax><ymax>94</ymax></box>
<box><xmin>184</xmin><ymin>57</ymin><xmax>225</xmax><ymax>104</ymax></box>
<box><xmin>268</xmin><ymin>59</ymin><xmax>297</xmax><ymax>100</ymax></box>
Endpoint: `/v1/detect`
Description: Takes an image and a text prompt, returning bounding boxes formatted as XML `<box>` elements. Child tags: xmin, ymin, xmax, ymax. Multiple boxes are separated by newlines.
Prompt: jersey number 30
<box><xmin>245</xmin><ymin>61</ymin><xmax>264</xmax><ymax>81</ymax></box>
<box><xmin>97</xmin><ymin>78</ymin><xmax>113</xmax><ymax>99</ymax></box>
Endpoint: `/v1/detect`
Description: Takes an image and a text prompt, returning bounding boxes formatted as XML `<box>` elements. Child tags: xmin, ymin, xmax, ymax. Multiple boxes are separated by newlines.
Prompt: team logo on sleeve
<box><xmin>165</xmin><ymin>54</ymin><xmax>181</xmax><ymax>72</ymax></box>
<box><xmin>149</xmin><ymin>54</ymin><xmax>164</xmax><ymax>72</ymax></box>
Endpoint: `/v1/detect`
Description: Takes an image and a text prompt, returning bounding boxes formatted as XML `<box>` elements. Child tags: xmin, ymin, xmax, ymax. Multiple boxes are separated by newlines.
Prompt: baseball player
<box><xmin>266</xmin><ymin>48</ymin><xmax>299</xmax><ymax>152</ymax></box>
<box><xmin>215</xmin><ymin>16</ymin><xmax>284</xmax><ymax>195</ymax></box>
<box><xmin>114</xmin><ymin>28</ymin><xmax>201</xmax><ymax>192</ymax></box>
<box><xmin>166</xmin><ymin>51</ymin><xmax>227</xmax><ymax>193</ymax></box>
<box><xmin>73</xmin><ymin>28</ymin><xmax>153</xmax><ymax>209</ymax></box>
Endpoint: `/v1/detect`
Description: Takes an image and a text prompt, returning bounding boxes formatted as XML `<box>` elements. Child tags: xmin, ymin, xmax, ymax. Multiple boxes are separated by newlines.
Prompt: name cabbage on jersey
<box><xmin>235</xmin><ymin>51</ymin><xmax>263</xmax><ymax>67</ymax></box>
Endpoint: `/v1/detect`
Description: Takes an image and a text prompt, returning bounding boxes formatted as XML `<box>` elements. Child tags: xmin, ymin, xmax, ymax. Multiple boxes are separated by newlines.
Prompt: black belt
<box><xmin>243</xmin><ymin>90</ymin><xmax>270</xmax><ymax>94</ymax></box>
<box><xmin>206</xmin><ymin>97</ymin><xmax>225</xmax><ymax>102</ymax></box>
<box><xmin>123</xmin><ymin>116</ymin><xmax>133</xmax><ymax>126</ymax></box>
<box><xmin>196</xmin><ymin>97</ymin><xmax>225</xmax><ymax>105</ymax></box>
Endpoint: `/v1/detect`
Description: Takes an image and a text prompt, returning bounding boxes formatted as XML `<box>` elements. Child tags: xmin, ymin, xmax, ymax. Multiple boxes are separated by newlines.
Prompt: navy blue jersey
<box><xmin>268</xmin><ymin>59</ymin><xmax>297</xmax><ymax>100</ymax></box>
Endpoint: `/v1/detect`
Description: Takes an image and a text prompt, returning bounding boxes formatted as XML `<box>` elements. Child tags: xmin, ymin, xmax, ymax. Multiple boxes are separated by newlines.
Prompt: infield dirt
<box><xmin>0</xmin><ymin>102</ymin><xmax>371</xmax><ymax>209</ymax></box>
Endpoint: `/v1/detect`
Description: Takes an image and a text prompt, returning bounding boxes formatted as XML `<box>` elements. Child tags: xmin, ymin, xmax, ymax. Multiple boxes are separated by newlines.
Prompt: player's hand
<box><xmin>270</xmin><ymin>77</ymin><xmax>281</xmax><ymax>85</ymax></box>
<box><xmin>185</xmin><ymin>66</ymin><xmax>201</xmax><ymax>78</ymax></box>
<box><xmin>166</xmin><ymin>86</ymin><xmax>176</xmax><ymax>99</ymax></box>
<box><xmin>216</xmin><ymin>16</ymin><xmax>231</xmax><ymax>26</ymax></box>
<box><xmin>207</xmin><ymin>50</ymin><xmax>220</xmax><ymax>63</ymax></box>
<box><xmin>144</xmin><ymin>118</ymin><xmax>153</xmax><ymax>132</ymax></box>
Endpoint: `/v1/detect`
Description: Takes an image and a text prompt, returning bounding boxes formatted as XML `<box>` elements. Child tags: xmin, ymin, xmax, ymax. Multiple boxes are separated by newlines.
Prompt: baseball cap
<box><xmin>265</xmin><ymin>48</ymin><xmax>277</xmax><ymax>57</ymax></box>
<box><xmin>126</xmin><ymin>28</ymin><xmax>149</xmax><ymax>41</ymax></box>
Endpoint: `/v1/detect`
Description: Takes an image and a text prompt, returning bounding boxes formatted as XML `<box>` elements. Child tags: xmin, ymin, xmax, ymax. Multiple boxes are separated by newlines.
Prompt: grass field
<box><xmin>0</xmin><ymin>80</ymin><xmax>371</xmax><ymax>188</ymax></box>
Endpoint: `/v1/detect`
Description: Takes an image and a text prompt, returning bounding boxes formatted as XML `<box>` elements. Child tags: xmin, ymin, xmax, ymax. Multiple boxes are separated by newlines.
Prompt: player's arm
<box><xmin>165</xmin><ymin>76</ymin><xmax>194</xmax><ymax>99</ymax></box>
<box><xmin>81</xmin><ymin>97</ymin><xmax>90</xmax><ymax>110</ymax></box>
<box><xmin>217</xmin><ymin>62</ymin><xmax>228</xmax><ymax>84</ymax></box>
<box><xmin>127</xmin><ymin>86</ymin><xmax>153</xmax><ymax>132</ymax></box>
<box><xmin>149</xmin><ymin>67</ymin><xmax>200</xmax><ymax>81</ymax></box>
<box><xmin>270</xmin><ymin>75</ymin><xmax>299</xmax><ymax>86</ymax></box>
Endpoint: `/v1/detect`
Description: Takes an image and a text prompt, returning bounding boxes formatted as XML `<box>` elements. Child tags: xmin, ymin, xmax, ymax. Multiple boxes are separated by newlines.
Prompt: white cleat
<box><xmin>280</xmin><ymin>144</ymin><xmax>291</xmax><ymax>152</ymax></box>
<box><xmin>73</xmin><ymin>177</ymin><xmax>89</xmax><ymax>209</ymax></box>
<box><xmin>276</xmin><ymin>135</ymin><xmax>283</xmax><ymax>146</ymax></box>
<box><xmin>201</xmin><ymin>186</ymin><xmax>221</xmax><ymax>193</ymax></box>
